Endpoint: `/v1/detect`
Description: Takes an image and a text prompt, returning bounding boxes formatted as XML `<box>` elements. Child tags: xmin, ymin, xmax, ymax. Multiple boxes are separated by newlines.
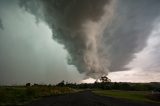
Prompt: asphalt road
<box><xmin>25</xmin><ymin>90</ymin><xmax>160</xmax><ymax>106</ymax></box>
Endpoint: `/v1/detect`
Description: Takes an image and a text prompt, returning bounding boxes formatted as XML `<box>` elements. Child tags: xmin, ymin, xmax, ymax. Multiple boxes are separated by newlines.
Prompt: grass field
<box><xmin>0</xmin><ymin>86</ymin><xmax>75</xmax><ymax>105</ymax></box>
<box><xmin>93</xmin><ymin>90</ymin><xmax>160</xmax><ymax>103</ymax></box>
<box><xmin>1</xmin><ymin>86</ymin><xmax>159</xmax><ymax>105</ymax></box>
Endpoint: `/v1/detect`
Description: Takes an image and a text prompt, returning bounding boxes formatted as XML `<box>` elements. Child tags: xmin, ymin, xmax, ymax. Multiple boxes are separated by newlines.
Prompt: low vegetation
<box><xmin>0</xmin><ymin>85</ymin><xmax>75</xmax><ymax>105</ymax></box>
<box><xmin>93</xmin><ymin>90</ymin><xmax>160</xmax><ymax>103</ymax></box>
<box><xmin>0</xmin><ymin>78</ymin><xmax>160</xmax><ymax>105</ymax></box>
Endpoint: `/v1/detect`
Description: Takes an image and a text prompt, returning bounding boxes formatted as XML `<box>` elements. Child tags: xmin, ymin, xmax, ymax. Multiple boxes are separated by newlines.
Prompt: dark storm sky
<box><xmin>0</xmin><ymin>0</ymin><xmax>160</xmax><ymax>85</ymax></box>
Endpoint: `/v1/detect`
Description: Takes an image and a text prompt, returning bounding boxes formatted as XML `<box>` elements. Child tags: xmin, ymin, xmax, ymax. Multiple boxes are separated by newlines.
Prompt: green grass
<box><xmin>0</xmin><ymin>86</ymin><xmax>75</xmax><ymax>105</ymax></box>
<box><xmin>93</xmin><ymin>90</ymin><xmax>160</xmax><ymax>103</ymax></box>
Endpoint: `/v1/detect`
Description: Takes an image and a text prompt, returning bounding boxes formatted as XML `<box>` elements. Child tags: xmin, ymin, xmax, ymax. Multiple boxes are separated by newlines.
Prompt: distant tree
<box><xmin>48</xmin><ymin>84</ymin><xmax>52</xmax><ymax>87</ymax></box>
<box><xmin>120</xmin><ymin>83</ymin><xmax>131</xmax><ymax>90</ymax></box>
<box><xmin>112</xmin><ymin>82</ymin><xmax>120</xmax><ymax>89</ymax></box>
<box><xmin>100</xmin><ymin>76</ymin><xmax>111</xmax><ymax>83</ymax></box>
<box><xmin>26</xmin><ymin>83</ymin><xmax>31</xmax><ymax>87</ymax></box>
<box><xmin>33</xmin><ymin>83</ymin><xmax>39</xmax><ymax>86</ymax></box>
<box><xmin>57</xmin><ymin>80</ymin><xmax>65</xmax><ymax>87</ymax></box>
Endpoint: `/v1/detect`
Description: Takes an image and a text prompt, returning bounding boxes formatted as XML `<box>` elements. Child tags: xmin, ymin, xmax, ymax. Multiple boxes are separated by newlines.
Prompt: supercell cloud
<box><xmin>0</xmin><ymin>18</ymin><xmax>4</xmax><ymax>30</ymax></box>
<box><xmin>19</xmin><ymin>0</ymin><xmax>160</xmax><ymax>79</ymax></box>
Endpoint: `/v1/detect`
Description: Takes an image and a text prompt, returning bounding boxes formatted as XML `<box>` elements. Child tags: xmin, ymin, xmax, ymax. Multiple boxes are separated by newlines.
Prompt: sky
<box><xmin>0</xmin><ymin>0</ymin><xmax>160</xmax><ymax>85</ymax></box>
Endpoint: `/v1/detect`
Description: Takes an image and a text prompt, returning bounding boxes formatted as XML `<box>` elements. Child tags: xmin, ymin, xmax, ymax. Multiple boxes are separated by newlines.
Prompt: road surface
<box><xmin>25</xmin><ymin>90</ymin><xmax>160</xmax><ymax>106</ymax></box>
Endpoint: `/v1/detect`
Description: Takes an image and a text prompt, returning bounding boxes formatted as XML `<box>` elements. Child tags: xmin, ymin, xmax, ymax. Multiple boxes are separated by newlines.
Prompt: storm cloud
<box><xmin>19</xmin><ymin>0</ymin><xmax>160</xmax><ymax>79</ymax></box>
<box><xmin>105</xmin><ymin>0</ymin><xmax>160</xmax><ymax>71</ymax></box>
<box><xmin>0</xmin><ymin>18</ymin><xmax>4</xmax><ymax>30</ymax></box>
<box><xmin>0</xmin><ymin>0</ymin><xmax>83</xmax><ymax>85</ymax></box>
<box><xmin>20</xmin><ymin>0</ymin><xmax>116</xmax><ymax>78</ymax></box>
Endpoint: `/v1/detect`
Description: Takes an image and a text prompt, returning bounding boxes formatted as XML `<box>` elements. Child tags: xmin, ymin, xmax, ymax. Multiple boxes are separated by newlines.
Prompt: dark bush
<box><xmin>26</xmin><ymin>83</ymin><xmax>31</xmax><ymax>87</ymax></box>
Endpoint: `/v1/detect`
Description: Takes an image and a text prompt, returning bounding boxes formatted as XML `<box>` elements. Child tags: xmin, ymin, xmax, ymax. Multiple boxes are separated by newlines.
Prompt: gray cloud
<box><xmin>104</xmin><ymin>0</ymin><xmax>160</xmax><ymax>71</ymax></box>
<box><xmin>0</xmin><ymin>1</ymin><xmax>83</xmax><ymax>85</ymax></box>
<box><xmin>0</xmin><ymin>18</ymin><xmax>4</xmax><ymax>30</ymax></box>
<box><xmin>127</xmin><ymin>21</ymin><xmax>160</xmax><ymax>73</ymax></box>
<box><xmin>19</xmin><ymin>0</ymin><xmax>44</xmax><ymax>24</ymax></box>
<box><xmin>20</xmin><ymin>0</ymin><xmax>116</xmax><ymax>78</ymax></box>
<box><xmin>19</xmin><ymin>0</ymin><xmax>160</xmax><ymax>78</ymax></box>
